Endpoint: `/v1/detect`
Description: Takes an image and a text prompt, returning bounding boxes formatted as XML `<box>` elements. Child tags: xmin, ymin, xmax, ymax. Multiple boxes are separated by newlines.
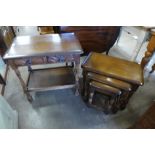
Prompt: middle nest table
<box><xmin>3</xmin><ymin>33</ymin><xmax>83</xmax><ymax>102</ymax></box>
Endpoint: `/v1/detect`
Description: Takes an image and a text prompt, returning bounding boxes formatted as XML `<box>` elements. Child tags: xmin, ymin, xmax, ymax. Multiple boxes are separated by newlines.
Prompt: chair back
<box><xmin>38</xmin><ymin>26</ymin><xmax>54</xmax><ymax>35</ymax></box>
<box><xmin>2</xmin><ymin>29</ymin><xmax>14</xmax><ymax>48</ymax></box>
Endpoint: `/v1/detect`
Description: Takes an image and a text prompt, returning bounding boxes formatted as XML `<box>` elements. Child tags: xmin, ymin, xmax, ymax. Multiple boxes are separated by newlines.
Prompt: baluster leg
<box><xmin>74</xmin><ymin>55</ymin><xmax>80</xmax><ymax>96</ymax></box>
<box><xmin>9</xmin><ymin>60</ymin><xmax>33</xmax><ymax>102</ymax></box>
<box><xmin>141</xmin><ymin>31</ymin><xmax>155</xmax><ymax>69</ymax></box>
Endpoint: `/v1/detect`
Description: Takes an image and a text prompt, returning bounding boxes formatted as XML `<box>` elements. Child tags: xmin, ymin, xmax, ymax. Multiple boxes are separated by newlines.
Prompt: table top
<box><xmin>82</xmin><ymin>52</ymin><xmax>144</xmax><ymax>85</ymax></box>
<box><xmin>3</xmin><ymin>33</ymin><xmax>83</xmax><ymax>60</ymax></box>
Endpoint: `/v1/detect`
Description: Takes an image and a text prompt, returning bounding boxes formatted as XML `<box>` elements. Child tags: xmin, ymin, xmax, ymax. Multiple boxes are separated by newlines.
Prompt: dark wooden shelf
<box><xmin>27</xmin><ymin>67</ymin><xmax>75</xmax><ymax>92</ymax></box>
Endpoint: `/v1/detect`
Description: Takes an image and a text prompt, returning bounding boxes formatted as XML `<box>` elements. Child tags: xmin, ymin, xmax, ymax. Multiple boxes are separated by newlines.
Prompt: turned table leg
<box><xmin>141</xmin><ymin>31</ymin><xmax>155</xmax><ymax>69</ymax></box>
<box><xmin>74</xmin><ymin>55</ymin><xmax>80</xmax><ymax>96</ymax></box>
<box><xmin>84</xmin><ymin>74</ymin><xmax>90</xmax><ymax>100</ymax></box>
<box><xmin>9</xmin><ymin>60</ymin><xmax>33</xmax><ymax>102</ymax></box>
<box><xmin>82</xmin><ymin>69</ymin><xmax>87</xmax><ymax>97</ymax></box>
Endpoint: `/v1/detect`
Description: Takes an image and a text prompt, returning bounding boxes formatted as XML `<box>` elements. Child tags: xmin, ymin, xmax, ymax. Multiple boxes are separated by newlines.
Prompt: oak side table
<box><xmin>3</xmin><ymin>33</ymin><xmax>83</xmax><ymax>102</ymax></box>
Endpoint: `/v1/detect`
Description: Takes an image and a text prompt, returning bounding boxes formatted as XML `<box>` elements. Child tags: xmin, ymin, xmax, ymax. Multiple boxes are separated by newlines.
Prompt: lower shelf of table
<box><xmin>27</xmin><ymin>67</ymin><xmax>75</xmax><ymax>92</ymax></box>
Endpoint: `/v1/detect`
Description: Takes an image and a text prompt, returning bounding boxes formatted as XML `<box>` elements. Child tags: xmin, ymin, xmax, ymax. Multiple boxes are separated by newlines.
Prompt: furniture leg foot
<box><xmin>75</xmin><ymin>89</ymin><xmax>79</xmax><ymax>96</ymax></box>
<box><xmin>88</xmin><ymin>90</ymin><xmax>95</xmax><ymax>105</ymax></box>
<box><xmin>149</xmin><ymin>64</ymin><xmax>155</xmax><ymax>73</ymax></box>
<box><xmin>27</xmin><ymin>94</ymin><xmax>33</xmax><ymax>102</ymax></box>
